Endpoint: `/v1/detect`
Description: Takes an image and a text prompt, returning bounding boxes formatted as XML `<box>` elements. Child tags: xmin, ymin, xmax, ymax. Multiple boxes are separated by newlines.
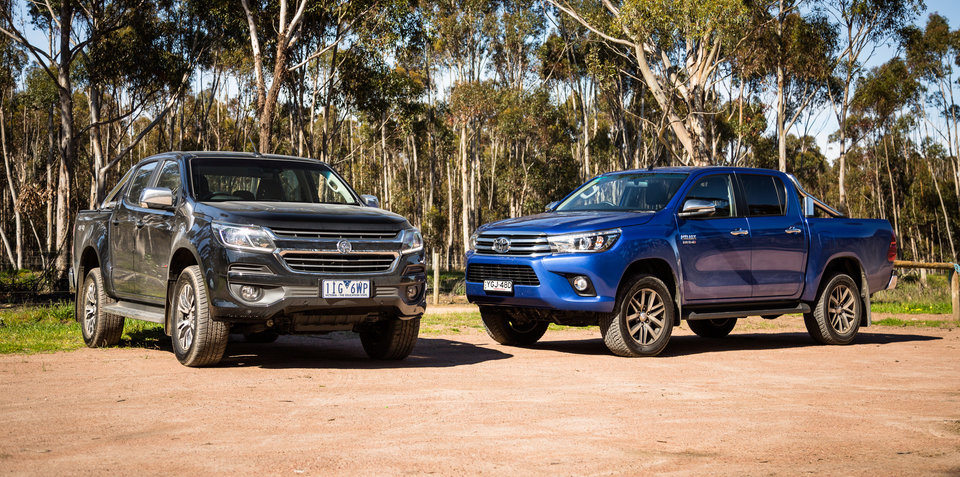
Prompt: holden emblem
<box><xmin>492</xmin><ymin>237</ymin><xmax>511</xmax><ymax>254</ymax></box>
<box><xmin>337</xmin><ymin>239</ymin><xmax>352</xmax><ymax>254</ymax></box>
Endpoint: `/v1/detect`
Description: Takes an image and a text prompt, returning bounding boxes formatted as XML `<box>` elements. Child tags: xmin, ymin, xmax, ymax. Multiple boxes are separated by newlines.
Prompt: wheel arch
<box><xmin>815</xmin><ymin>255</ymin><xmax>871</xmax><ymax>327</ymax></box>
<box><xmin>165</xmin><ymin>247</ymin><xmax>202</xmax><ymax>335</ymax></box>
<box><xmin>620</xmin><ymin>257</ymin><xmax>680</xmax><ymax>326</ymax></box>
<box><xmin>77</xmin><ymin>247</ymin><xmax>101</xmax><ymax>286</ymax></box>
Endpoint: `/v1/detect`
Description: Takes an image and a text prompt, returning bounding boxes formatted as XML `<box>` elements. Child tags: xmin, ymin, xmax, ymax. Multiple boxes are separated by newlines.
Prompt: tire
<box><xmin>170</xmin><ymin>265</ymin><xmax>229</xmax><ymax>366</ymax></box>
<box><xmin>76</xmin><ymin>268</ymin><xmax>125</xmax><ymax>347</ymax></box>
<box><xmin>243</xmin><ymin>330</ymin><xmax>279</xmax><ymax>343</ymax></box>
<box><xmin>687</xmin><ymin>318</ymin><xmax>737</xmax><ymax>338</ymax></box>
<box><xmin>480</xmin><ymin>307</ymin><xmax>549</xmax><ymax>346</ymax></box>
<box><xmin>804</xmin><ymin>273</ymin><xmax>862</xmax><ymax>345</ymax></box>
<box><xmin>599</xmin><ymin>274</ymin><xmax>675</xmax><ymax>357</ymax></box>
<box><xmin>360</xmin><ymin>316</ymin><xmax>420</xmax><ymax>360</ymax></box>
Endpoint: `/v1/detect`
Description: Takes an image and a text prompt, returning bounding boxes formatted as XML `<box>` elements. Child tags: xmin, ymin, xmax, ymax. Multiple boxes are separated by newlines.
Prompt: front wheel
<box><xmin>480</xmin><ymin>307</ymin><xmax>549</xmax><ymax>346</ymax></box>
<box><xmin>76</xmin><ymin>268</ymin><xmax>125</xmax><ymax>347</ymax></box>
<box><xmin>804</xmin><ymin>273</ymin><xmax>862</xmax><ymax>345</ymax></box>
<box><xmin>360</xmin><ymin>316</ymin><xmax>420</xmax><ymax>360</ymax></box>
<box><xmin>687</xmin><ymin>318</ymin><xmax>737</xmax><ymax>338</ymax></box>
<box><xmin>599</xmin><ymin>274</ymin><xmax>675</xmax><ymax>357</ymax></box>
<box><xmin>171</xmin><ymin>265</ymin><xmax>229</xmax><ymax>366</ymax></box>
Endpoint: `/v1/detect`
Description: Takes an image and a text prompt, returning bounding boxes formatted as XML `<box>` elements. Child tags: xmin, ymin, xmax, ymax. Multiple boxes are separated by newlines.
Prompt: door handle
<box><xmin>785</xmin><ymin>226</ymin><xmax>802</xmax><ymax>234</ymax></box>
<box><xmin>729</xmin><ymin>228</ymin><xmax>749</xmax><ymax>236</ymax></box>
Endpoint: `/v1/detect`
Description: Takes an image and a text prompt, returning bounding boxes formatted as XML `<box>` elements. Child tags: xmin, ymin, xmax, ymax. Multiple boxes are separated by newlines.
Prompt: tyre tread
<box><xmin>174</xmin><ymin>266</ymin><xmax>229</xmax><ymax>367</ymax></box>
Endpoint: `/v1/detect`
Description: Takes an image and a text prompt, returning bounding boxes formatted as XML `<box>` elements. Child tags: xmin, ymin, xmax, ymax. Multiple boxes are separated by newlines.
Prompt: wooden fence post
<box><xmin>952</xmin><ymin>268</ymin><xmax>959</xmax><ymax>322</ymax></box>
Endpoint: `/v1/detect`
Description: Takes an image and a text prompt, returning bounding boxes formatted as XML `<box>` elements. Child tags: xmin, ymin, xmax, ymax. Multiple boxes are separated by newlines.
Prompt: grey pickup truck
<box><xmin>72</xmin><ymin>152</ymin><xmax>426</xmax><ymax>366</ymax></box>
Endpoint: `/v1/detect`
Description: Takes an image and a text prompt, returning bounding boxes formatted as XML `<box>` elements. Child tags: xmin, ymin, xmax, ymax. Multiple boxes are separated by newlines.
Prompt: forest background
<box><xmin>1</xmin><ymin>0</ymin><xmax>959</xmax><ymax>291</ymax></box>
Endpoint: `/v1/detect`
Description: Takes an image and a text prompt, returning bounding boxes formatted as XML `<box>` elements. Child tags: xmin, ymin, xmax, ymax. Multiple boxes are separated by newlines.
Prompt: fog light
<box><xmin>572</xmin><ymin>276</ymin><xmax>589</xmax><ymax>291</ymax></box>
<box><xmin>240</xmin><ymin>285</ymin><xmax>262</xmax><ymax>301</ymax></box>
<box><xmin>407</xmin><ymin>285</ymin><xmax>419</xmax><ymax>299</ymax></box>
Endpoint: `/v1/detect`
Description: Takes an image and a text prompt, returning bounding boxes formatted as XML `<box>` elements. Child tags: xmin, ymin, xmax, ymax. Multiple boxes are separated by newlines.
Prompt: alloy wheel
<box><xmin>828</xmin><ymin>284</ymin><xmax>857</xmax><ymax>334</ymax></box>
<box><xmin>177</xmin><ymin>283</ymin><xmax>197</xmax><ymax>351</ymax></box>
<box><xmin>625</xmin><ymin>288</ymin><xmax>666</xmax><ymax>346</ymax></box>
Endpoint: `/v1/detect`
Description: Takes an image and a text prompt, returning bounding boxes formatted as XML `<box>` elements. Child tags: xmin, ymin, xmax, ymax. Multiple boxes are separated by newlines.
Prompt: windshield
<box><xmin>556</xmin><ymin>173</ymin><xmax>688</xmax><ymax>212</ymax></box>
<box><xmin>189</xmin><ymin>158</ymin><xmax>358</xmax><ymax>204</ymax></box>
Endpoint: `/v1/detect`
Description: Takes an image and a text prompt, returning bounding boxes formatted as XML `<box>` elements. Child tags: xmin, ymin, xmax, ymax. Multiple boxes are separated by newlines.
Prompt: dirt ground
<box><xmin>1</xmin><ymin>312</ymin><xmax>959</xmax><ymax>476</ymax></box>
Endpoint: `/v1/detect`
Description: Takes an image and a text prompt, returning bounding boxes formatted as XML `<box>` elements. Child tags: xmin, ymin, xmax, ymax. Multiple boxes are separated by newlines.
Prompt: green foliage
<box><xmin>619</xmin><ymin>0</ymin><xmax>748</xmax><ymax>46</ymax></box>
<box><xmin>0</xmin><ymin>303</ymin><xmax>166</xmax><ymax>354</ymax></box>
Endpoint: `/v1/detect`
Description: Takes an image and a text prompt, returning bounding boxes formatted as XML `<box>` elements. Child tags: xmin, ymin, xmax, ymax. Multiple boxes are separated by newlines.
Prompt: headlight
<box><xmin>468</xmin><ymin>231</ymin><xmax>479</xmax><ymax>252</ymax></box>
<box><xmin>212</xmin><ymin>222</ymin><xmax>276</xmax><ymax>253</ymax></box>
<box><xmin>401</xmin><ymin>229</ymin><xmax>424</xmax><ymax>254</ymax></box>
<box><xmin>548</xmin><ymin>228</ymin><xmax>621</xmax><ymax>253</ymax></box>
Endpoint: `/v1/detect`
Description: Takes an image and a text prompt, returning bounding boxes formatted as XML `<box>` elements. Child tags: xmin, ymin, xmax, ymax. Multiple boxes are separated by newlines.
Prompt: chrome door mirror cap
<box><xmin>678</xmin><ymin>199</ymin><xmax>716</xmax><ymax>218</ymax></box>
<box><xmin>140</xmin><ymin>187</ymin><xmax>174</xmax><ymax>209</ymax></box>
<box><xmin>361</xmin><ymin>194</ymin><xmax>380</xmax><ymax>208</ymax></box>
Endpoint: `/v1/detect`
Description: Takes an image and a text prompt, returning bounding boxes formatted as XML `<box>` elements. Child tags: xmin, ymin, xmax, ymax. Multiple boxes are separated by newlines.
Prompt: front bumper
<box><xmin>206</xmin><ymin>246</ymin><xmax>426</xmax><ymax>326</ymax></box>
<box><xmin>465</xmin><ymin>251</ymin><xmax>621</xmax><ymax>313</ymax></box>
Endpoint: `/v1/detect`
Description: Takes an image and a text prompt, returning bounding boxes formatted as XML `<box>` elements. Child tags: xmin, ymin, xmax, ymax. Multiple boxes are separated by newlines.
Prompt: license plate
<box><xmin>483</xmin><ymin>280</ymin><xmax>513</xmax><ymax>293</ymax></box>
<box><xmin>322</xmin><ymin>279</ymin><xmax>371</xmax><ymax>298</ymax></box>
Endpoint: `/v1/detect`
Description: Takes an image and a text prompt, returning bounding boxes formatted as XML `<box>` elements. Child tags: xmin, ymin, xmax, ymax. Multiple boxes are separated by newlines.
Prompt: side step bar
<box><xmin>684</xmin><ymin>304</ymin><xmax>810</xmax><ymax>321</ymax></box>
<box><xmin>102</xmin><ymin>301</ymin><xmax>165</xmax><ymax>324</ymax></box>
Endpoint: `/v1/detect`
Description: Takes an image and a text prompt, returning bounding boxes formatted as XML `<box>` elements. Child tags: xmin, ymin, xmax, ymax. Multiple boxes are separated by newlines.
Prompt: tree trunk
<box><xmin>54</xmin><ymin>0</ymin><xmax>75</xmax><ymax>281</ymax></box>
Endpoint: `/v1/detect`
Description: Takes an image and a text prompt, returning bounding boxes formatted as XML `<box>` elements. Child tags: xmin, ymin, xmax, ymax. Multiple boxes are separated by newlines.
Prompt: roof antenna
<box><xmin>246</xmin><ymin>134</ymin><xmax>261</xmax><ymax>157</ymax></box>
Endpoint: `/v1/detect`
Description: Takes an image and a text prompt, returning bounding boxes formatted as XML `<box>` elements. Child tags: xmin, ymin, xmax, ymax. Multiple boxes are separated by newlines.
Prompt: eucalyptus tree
<box><xmin>902</xmin><ymin>13</ymin><xmax>960</xmax><ymax>202</ymax></box>
<box><xmin>0</xmin><ymin>0</ymin><xmax>165</xmax><ymax>278</ymax></box>
<box><xmin>823</xmin><ymin>0</ymin><xmax>923</xmax><ymax>212</ymax></box>
<box><xmin>753</xmin><ymin>0</ymin><xmax>837</xmax><ymax>172</ymax></box>
<box><xmin>547</xmin><ymin>0</ymin><xmax>750</xmax><ymax>165</ymax></box>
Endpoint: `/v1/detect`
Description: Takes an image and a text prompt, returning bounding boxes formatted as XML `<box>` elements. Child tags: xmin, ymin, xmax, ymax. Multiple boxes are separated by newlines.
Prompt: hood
<box><xmin>479</xmin><ymin>211</ymin><xmax>656</xmax><ymax>235</ymax></box>
<box><xmin>195</xmin><ymin>201</ymin><xmax>408</xmax><ymax>231</ymax></box>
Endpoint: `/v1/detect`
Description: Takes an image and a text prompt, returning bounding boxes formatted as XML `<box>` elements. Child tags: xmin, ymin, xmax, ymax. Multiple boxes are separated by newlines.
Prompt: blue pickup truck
<box><xmin>466</xmin><ymin>167</ymin><xmax>897</xmax><ymax>357</ymax></box>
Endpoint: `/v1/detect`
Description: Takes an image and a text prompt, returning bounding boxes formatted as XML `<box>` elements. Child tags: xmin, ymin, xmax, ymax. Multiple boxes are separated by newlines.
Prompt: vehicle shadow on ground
<box><xmin>530</xmin><ymin>331</ymin><xmax>944</xmax><ymax>357</ymax></box>
<box><xmin>219</xmin><ymin>335</ymin><xmax>513</xmax><ymax>369</ymax></box>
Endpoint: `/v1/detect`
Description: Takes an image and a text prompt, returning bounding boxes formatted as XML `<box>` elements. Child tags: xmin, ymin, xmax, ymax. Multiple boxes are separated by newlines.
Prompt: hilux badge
<box><xmin>492</xmin><ymin>237</ymin><xmax>511</xmax><ymax>253</ymax></box>
<box><xmin>337</xmin><ymin>239</ymin><xmax>352</xmax><ymax>254</ymax></box>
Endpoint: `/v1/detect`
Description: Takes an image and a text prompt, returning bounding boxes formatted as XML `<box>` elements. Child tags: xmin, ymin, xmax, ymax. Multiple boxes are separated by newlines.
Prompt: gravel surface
<box><xmin>1</xmin><ymin>319</ymin><xmax>959</xmax><ymax>475</ymax></box>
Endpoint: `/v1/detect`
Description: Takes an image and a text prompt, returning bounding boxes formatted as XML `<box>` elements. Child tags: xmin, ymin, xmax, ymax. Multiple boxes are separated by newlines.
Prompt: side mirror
<box><xmin>678</xmin><ymin>199</ymin><xmax>716</xmax><ymax>218</ymax></box>
<box><xmin>361</xmin><ymin>194</ymin><xmax>380</xmax><ymax>208</ymax></box>
<box><xmin>140</xmin><ymin>187</ymin><xmax>174</xmax><ymax>209</ymax></box>
<box><xmin>545</xmin><ymin>201</ymin><xmax>558</xmax><ymax>212</ymax></box>
<box><xmin>803</xmin><ymin>196</ymin><xmax>815</xmax><ymax>217</ymax></box>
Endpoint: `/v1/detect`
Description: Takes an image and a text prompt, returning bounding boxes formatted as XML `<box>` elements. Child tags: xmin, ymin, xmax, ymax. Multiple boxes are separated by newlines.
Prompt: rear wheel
<box><xmin>687</xmin><ymin>318</ymin><xmax>737</xmax><ymax>338</ymax></box>
<box><xmin>171</xmin><ymin>265</ymin><xmax>229</xmax><ymax>366</ymax></box>
<box><xmin>76</xmin><ymin>268</ymin><xmax>125</xmax><ymax>347</ymax></box>
<box><xmin>804</xmin><ymin>273</ymin><xmax>862</xmax><ymax>345</ymax></box>
<box><xmin>599</xmin><ymin>274</ymin><xmax>674</xmax><ymax>357</ymax></box>
<box><xmin>360</xmin><ymin>316</ymin><xmax>420</xmax><ymax>360</ymax></box>
<box><xmin>480</xmin><ymin>307</ymin><xmax>549</xmax><ymax>346</ymax></box>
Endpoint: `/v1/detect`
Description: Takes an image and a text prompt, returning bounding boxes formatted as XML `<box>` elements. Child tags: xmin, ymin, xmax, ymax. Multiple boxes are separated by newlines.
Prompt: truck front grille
<box><xmin>281</xmin><ymin>252</ymin><xmax>396</xmax><ymax>274</ymax></box>
<box><xmin>475</xmin><ymin>233</ymin><xmax>550</xmax><ymax>256</ymax></box>
<box><xmin>466</xmin><ymin>264</ymin><xmax>540</xmax><ymax>286</ymax></box>
<box><xmin>270</xmin><ymin>228</ymin><xmax>399</xmax><ymax>240</ymax></box>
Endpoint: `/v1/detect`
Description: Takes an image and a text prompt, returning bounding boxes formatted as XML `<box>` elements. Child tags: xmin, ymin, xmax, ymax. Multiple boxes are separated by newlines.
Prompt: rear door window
<box><xmin>740</xmin><ymin>174</ymin><xmax>786</xmax><ymax>216</ymax></box>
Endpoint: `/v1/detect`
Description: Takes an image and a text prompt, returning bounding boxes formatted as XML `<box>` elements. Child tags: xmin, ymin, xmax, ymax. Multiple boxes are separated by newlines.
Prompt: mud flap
<box><xmin>860</xmin><ymin>268</ymin><xmax>871</xmax><ymax>327</ymax></box>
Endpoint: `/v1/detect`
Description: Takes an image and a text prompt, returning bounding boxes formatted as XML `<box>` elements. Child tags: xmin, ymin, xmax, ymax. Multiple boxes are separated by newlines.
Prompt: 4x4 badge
<box><xmin>337</xmin><ymin>239</ymin><xmax>353</xmax><ymax>254</ymax></box>
<box><xmin>492</xmin><ymin>237</ymin><xmax>511</xmax><ymax>253</ymax></box>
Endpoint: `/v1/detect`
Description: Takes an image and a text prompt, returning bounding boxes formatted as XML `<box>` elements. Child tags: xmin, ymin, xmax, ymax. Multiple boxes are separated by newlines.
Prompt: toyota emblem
<box><xmin>337</xmin><ymin>239</ymin><xmax>352</xmax><ymax>254</ymax></box>
<box><xmin>492</xmin><ymin>237</ymin><xmax>511</xmax><ymax>254</ymax></box>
